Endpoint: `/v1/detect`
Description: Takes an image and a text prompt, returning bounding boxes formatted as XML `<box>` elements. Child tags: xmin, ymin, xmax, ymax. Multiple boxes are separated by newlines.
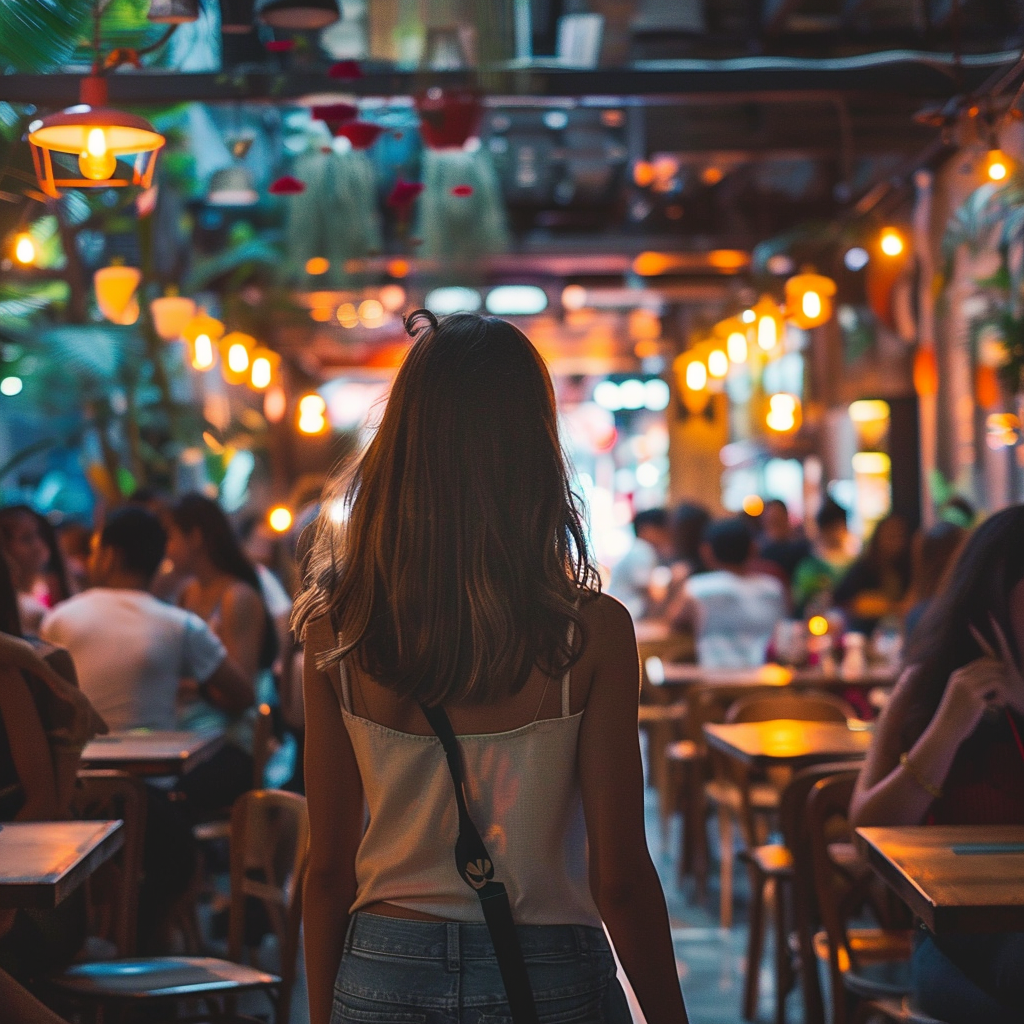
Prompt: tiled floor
<box><xmin>231</xmin><ymin>775</ymin><xmax>798</xmax><ymax>1024</ymax></box>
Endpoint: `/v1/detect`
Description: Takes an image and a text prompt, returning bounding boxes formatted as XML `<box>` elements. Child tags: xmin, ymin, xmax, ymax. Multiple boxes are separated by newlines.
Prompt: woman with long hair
<box><xmin>0</xmin><ymin>505</ymin><xmax>71</xmax><ymax>633</ymax></box>
<box><xmin>167</xmin><ymin>494</ymin><xmax>271</xmax><ymax>814</ymax></box>
<box><xmin>294</xmin><ymin>311</ymin><xmax>688</xmax><ymax>1024</ymax></box>
<box><xmin>851</xmin><ymin>505</ymin><xmax>1024</xmax><ymax>1021</ymax></box>
<box><xmin>833</xmin><ymin>512</ymin><xmax>911</xmax><ymax>633</ymax></box>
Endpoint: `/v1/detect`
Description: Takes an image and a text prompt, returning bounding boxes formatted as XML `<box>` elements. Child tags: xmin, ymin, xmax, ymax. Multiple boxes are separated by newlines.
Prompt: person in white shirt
<box><xmin>40</xmin><ymin>508</ymin><xmax>253</xmax><ymax>732</ymax></box>
<box><xmin>608</xmin><ymin>508</ymin><xmax>675</xmax><ymax>620</ymax></box>
<box><xmin>669</xmin><ymin>517</ymin><xmax>786</xmax><ymax>668</ymax></box>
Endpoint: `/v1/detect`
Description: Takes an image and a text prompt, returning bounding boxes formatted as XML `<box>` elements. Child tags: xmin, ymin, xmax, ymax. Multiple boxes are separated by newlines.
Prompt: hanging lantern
<box><xmin>183</xmin><ymin>311</ymin><xmax>225</xmax><ymax>347</ymax></box>
<box><xmin>766</xmin><ymin>393</ymin><xmax>801</xmax><ymax>433</ymax></box>
<box><xmin>148</xmin><ymin>0</ymin><xmax>200</xmax><ymax>23</ymax></box>
<box><xmin>255</xmin><ymin>0</ymin><xmax>339</xmax><ymax>29</ymax></box>
<box><xmin>415</xmin><ymin>90</ymin><xmax>481</xmax><ymax>149</ymax></box>
<box><xmin>221</xmin><ymin>331</ymin><xmax>255</xmax><ymax>385</ymax></box>
<box><xmin>94</xmin><ymin>266</ymin><xmax>141</xmax><ymax>323</ymax></box>
<box><xmin>28</xmin><ymin>77</ymin><xmax>164</xmax><ymax>199</ymax></box>
<box><xmin>220</xmin><ymin>0</ymin><xmax>255</xmax><ymax>32</ymax></box>
<box><xmin>975</xmin><ymin>365</ymin><xmax>1001</xmax><ymax>409</ymax></box>
<box><xmin>150</xmin><ymin>296</ymin><xmax>196</xmax><ymax>340</ymax></box>
<box><xmin>248</xmin><ymin>348</ymin><xmax>280</xmax><ymax>391</ymax></box>
<box><xmin>191</xmin><ymin>334</ymin><xmax>216</xmax><ymax>371</ymax></box>
<box><xmin>785</xmin><ymin>272</ymin><xmax>836</xmax><ymax>329</ymax></box>
<box><xmin>913</xmin><ymin>347</ymin><xmax>938</xmax><ymax>397</ymax></box>
<box><xmin>753</xmin><ymin>295</ymin><xmax>785</xmax><ymax>352</ymax></box>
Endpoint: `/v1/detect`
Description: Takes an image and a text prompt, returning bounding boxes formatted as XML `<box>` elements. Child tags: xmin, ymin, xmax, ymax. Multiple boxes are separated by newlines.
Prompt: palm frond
<box><xmin>0</xmin><ymin>0</ymin><xmax>94</xmax><ymax>74</ymax></box>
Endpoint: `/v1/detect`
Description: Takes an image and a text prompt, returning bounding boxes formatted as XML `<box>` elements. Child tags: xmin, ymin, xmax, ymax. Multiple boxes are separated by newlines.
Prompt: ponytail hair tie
<box><xmin>404</xmin><ymin>308</ymin><xmax>438</xmax><ymax>338</ymax></box>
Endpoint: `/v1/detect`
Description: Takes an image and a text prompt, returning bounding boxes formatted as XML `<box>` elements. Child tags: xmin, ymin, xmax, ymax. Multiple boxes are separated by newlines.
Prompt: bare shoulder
<box><xmin>581</xmin><ymin>591</ymin><xmax>636</xmax><ymax>651</ymax></box>
<box><xmin>222</xmin><ymin>580</ymin><xmax>263</xmax><ymax>616</ymax></box>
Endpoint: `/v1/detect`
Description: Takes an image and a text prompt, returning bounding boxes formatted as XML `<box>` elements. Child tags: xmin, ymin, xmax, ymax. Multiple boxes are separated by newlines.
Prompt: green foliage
<box><xmin>0</xmin><ymin>0</ymin><xmax>93</xmax><ymax>73</ymax></box>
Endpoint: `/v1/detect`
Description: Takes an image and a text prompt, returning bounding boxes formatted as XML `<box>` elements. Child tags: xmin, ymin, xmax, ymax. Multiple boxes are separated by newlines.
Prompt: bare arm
<box><xmin>217</xmin><ymin>583</ymin><xmax>265</xmax><ymax>683</ymax></box>
<box><xmin>200</xmin><ymin>656</ymin><xmax>256</xmax><ymax>716</ymax></box>
<box><xmin>0</xmin><ymin>666</ymin><xmax>57</xmax><ymax>821</ymax></box>
<box><xmin>579</xmin><ymin>596</ymin><xmax>689</xmax><ymax>1023</ymax></box>
<box><xmin>851</xmin><ymin>657</ymin><xmax>1018</xmax><ymax>827</ymax></box>
<box><xmin>303</xmin><ymin>631</ymin><xmax>363</xmax><ymax>1024</ymax></box>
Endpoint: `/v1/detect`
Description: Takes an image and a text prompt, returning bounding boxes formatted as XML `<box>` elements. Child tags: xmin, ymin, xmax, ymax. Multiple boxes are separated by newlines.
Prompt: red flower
<box><xmin>269</xmin><ymin>175</ymin><xmax>305</xmax><ymax>195</ymax></box>
<box><xmin>334</xmin><ymin>121</ymin><xmax>384</xmax><ymax>149</ymax></box>
<box><xmin>328</xmin><ymin>60</ymin><xmax>363</xmax><ymax>80</ymax></box>
<box><xmin>265</xmin><ymin>39</ymin><xmax>294</xmax><ymax>52</ymax></box>
<box><xmin>311</xmin><ymin>103</ymin><xmax>358</xmax><ymax>130</ymax></box>
<box><xmin>415</xmin><ymin>89</ymin><xmax>481</xmax><ymax>149</ymax></box>
<box><xmin>386</xmin><ymin>178</ymin><xmax>424</xmax><ymax>210</ymax></box>
<box><xmin>450</xmin><ymin>184</ymin><xmax>473</xmax><ymax>197</ymax></box>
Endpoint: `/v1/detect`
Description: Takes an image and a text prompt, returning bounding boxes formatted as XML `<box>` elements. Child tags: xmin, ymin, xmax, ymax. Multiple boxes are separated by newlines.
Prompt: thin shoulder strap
<box><xmin>307</xmin><ymin>612</ymin><xmax>352</xmax><ymax>714</ymax></box>
<box><xmin>561</xmin><ymin>621</ymin><xmax>575</xmax><ymax>718</ymax></box>
<box><xmin>337</xmin><ymin>657</ymin><xmax>353</xmax><ymax>714</ymax></box>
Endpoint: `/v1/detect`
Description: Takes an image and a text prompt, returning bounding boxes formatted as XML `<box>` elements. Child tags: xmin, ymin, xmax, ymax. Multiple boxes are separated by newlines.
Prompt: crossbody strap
<box><xmin>419</xmin><ymin>702</ymin><xmax>539</xmax><ymax>1024</ymax></box>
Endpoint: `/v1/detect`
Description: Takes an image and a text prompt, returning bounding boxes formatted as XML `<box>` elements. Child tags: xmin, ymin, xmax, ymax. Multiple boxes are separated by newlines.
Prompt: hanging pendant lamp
<box><xmin>255</xmin><ymin>0</ymin><xmax>339</xmax><ymax>30</ymax></box>
<box><xmin>28</xmin><ymin>76</ymin><xmax>164</xmax><ymax>199</ymax></box>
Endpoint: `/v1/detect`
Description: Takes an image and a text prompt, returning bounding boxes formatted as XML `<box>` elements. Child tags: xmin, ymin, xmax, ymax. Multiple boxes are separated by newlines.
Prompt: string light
<box><xmin>727</xmin><ymin>331</ymin><xmax>748</xmax><ymax>363</ymax></box>
<box><xmin>685</xmin><ymin>360</ymin><xmax>708</xmax><ymax>391</ymax></box>
<box><xmin>708</xmin><ymin>349</ymin><xmax>729</xmax><ymax>378</ymax></box>
<box><xmin>879</xmin><ymin>228</ymin><xmax>905</xmax><ymax>258</ymax></box>
<box><xmin>766</xmin><ymin>393</ymin><xmax>800</xmax><ymax>432</ymax></box>
<box><xmin>13</xmin><ymin>232</ymin><xmax>36</xmax><ymax>265</ymax></box>
<box><xmin>192</xmin><ymin>333</ymin><xmax>215</xmax><ymax>370</ymax></box>
<box><xmin>268</xmin><ymin>505</ymin><xmax>293</xmax><ymax>532</ymax></box>
<box><xmin>298</xmin><ymin>393</ymin><xmax>328</xmax><ymax>435</ymax></box>
<box><xmin>985</xmin><ymin>148</ymin><xmax>1011</xmax><ymax>182</ymax></box>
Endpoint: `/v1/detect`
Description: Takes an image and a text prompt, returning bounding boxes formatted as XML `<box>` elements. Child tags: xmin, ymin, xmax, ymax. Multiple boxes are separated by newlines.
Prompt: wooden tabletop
<box><xmin>0</xmin><ymin>820</ymin><xmax>123</xmax><ymax>909</ymax></box>
<box><xmin>856</xmin><ymin>825</ymin><xmax>1024</xmax><ymax>933</ymax></box>
<box><xmin>654</xmin><ymin>661</ymin><xmax>896</xmax><ymax>691</ymax></box>
<box><xmin>81</xmin><ymin>730</ymin><xmax>225</xmax><ymax>777</ymax></box>
<box><xmin>703</xmin><ymin>718</ymin><xmax>872</xmax><ymax>768</ymax></box>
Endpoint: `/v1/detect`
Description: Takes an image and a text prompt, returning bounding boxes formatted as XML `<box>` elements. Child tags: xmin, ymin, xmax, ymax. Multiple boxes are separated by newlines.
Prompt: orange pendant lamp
<box><xmin>28</xmin><ymin>71</ymin><xmax>164</xmax><ymax>199</ymax></box>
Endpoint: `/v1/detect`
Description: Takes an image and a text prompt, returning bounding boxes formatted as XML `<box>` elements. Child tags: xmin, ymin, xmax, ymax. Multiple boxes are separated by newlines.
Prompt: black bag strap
<box><xmin>419</xmin><ymin>702</ymin><xmax>539</xmax><ymax>1024</ymax></box>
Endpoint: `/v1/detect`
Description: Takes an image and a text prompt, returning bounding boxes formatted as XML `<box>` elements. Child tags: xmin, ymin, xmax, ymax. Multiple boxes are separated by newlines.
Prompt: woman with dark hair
<box><xmin>833</xmin><ymin>512</ymin><xmax>911</xmax><ymax>633</ymax></box>
<box><xmin>851</xmin><ymin>505</ymin><xmax>1024</xmax><ymax>1022</ymax></box>
<box><xmin>294</xmin><ymin>311</ymin><xmax>688</xmax><ymax>1024</ymax></box>
<box><xmin>902</xmin><ymin>520</ymin><xmax>967</xmax><ymax>641</ymax></box>
<box><xmin>0</xmin><ymin>505</ymin><xmax>66</xmax><ymax>633</ymax></box>
<box><xmin>167</xmin><ymin>494</ymin><xmax>270</xmax><ymax>813</ymax></box>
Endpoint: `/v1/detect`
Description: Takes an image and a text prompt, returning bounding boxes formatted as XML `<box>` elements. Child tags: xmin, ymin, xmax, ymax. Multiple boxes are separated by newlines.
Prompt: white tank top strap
<box><xmin>561</xmin><ymin>621</ymin><xmax>574</xmax><ymax>718</ymax></box>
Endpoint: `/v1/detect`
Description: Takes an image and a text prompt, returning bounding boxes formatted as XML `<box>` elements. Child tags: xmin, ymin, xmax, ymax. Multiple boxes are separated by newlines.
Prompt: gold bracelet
<box><xmin>900</xmin><ymin>752</ymin><xmax>943</xmax><ymax>800</ymax></box>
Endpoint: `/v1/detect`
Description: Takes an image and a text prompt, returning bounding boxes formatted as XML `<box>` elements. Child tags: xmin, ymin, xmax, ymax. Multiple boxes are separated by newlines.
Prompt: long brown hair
<box><xmin>293</xmin><ymin>310</ymin><xmax>600</xmax><ymax>706</ymax></box>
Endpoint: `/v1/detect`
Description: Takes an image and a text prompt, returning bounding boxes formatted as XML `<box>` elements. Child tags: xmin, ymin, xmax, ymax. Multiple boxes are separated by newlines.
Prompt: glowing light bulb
<box><xmin>13</xmin><ymin>233</ymin><xmax>35</xmax><ymax>265</ymax></box>
<box><xmin>86</xmin><ymin>127</ymin><xmax>107</xmax><ymax>157</ymax></box>
<box><xmin>78</xmin><ymin>129</ymin><xmax>116</xmax><ymax>180</ymax></box>
<box><xmin>727</xmin><ymin>331</ymin><xmax>748</xmax><ymax>363</ymax></box>
<box><xmin>808</xmin><ymin>615</ymin><xmax>829</xmax><ymax>637</ymax></box>
<box><xmin>880</xmin><ymin>229</ymin><xmax>905</xmax><ymax>258</ymax></box>
<box><xmin>757</xmin><ymin>314</ymin><xmax>778</xmax><ymax>351</ymax></box>
<box><xmin>685</xmin><ymin>360</ymin><xmax>707</xmax><ymax>391</ymax></box>
<box><xmin>708</xmin><ymin>349</ymin><xmax>729</xmax><ymax>378</ymax></box>
<box><xmin>250</xmin><ymin>356</ymin><xmax>272</xmax><ymax>389</ymax></box>
<box><xmin>298</xmin><ymin>393</ymin><xmax>328</xmax><ymax>435</ymax></box>
<box><xmin>986</xmin><ymin>149</ymin><xmax>1010</xmax><ymax>182</ymax></box>
<box><xmin>227</xmin><ymin>342</ymin><xmax>250</xmax><ymax>374</ymax></box>
<box><xmin>766</xmin><ymin>393</ymin><xmax>799</xmax><ymax>432</ymax></box>
<box><xmin>741</xmin><ymin>309</ymin><xmax>756</xmax><ymax>324</ymax></box>
<box><xmin>192</xmin><ymin>333</ymin><xmax>215</xmax><ymax>370</ymax></box>
<box><xmin>268</xmin><ymin>506</ymin><xmax>293</xmax><ymax>533</ymax></box>
<box><xmin>742</xmin><ymin>494</ymin><xmax>764</xmax><ymax>516</ymax></box>
<box><xmin>801</xmin><ymin>290</ymin><xmax>822</xmax><ymax>320</ymax></box>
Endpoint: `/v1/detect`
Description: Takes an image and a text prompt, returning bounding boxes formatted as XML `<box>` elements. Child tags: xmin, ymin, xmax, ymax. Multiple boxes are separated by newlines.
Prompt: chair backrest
<box><xmin>806</xmin><ymin>772</ymin><xmax>907</xmax><ymax>1024</ymax></box>
<box><xmin>229</xmin><ymin>789</ymin><xmax>309</xmax><ymax>1024</ymax></box>
<box><xmin>251</xmin><ymin>703</ymin><xmax>274</xmax><ymax>789</ymax></box>
<box><xmin>71</xmin><ymin>770</ymin><xmax>148</xmax><ymax>956</ymax></box>
<box><xmin>727</xmin><ymin>688</ymin><xmax>857</xmax><ymax>725</ymax></box>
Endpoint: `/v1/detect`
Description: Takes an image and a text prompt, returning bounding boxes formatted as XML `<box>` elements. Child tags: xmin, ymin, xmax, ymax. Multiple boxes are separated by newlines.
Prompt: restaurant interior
<box><xmin>3</xmin><ymin>1</ymin><xmax>1024</xmax><ymax>1023</ymax></box>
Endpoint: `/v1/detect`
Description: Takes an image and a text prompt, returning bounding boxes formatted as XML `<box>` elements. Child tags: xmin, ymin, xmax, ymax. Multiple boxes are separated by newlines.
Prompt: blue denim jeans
<box><xmin>331</xmin><ymin>912</ymin><xmax>632</xmax><ymax>1024</ymax></box>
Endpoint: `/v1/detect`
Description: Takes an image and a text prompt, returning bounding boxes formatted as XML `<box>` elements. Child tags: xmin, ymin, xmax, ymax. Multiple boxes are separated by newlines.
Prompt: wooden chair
<box><xmin>706</xmin><ymin>689</ymin><xmax>856</xmax><ymax>928</ymax></box>
<box><xmin>741</xmin><ymin>762</ymin><xmax>864</xmax><ymax>1024</ymax></box>
<box><xmin>637</xmin><ymin>700</ymin><xmax>690</xmax><ymax>839</ymax></box>
<box><xmin>806</xmin><ymin>774</ymin><xmax>920</xmax><ymax>1024</ymax></box>
<box><xmin>43</xmin><ymin>789</ymin><xmax>309</xmax><ymax>1024</ymax></box>
<box><xmin>70</xmin><ymin>769</ymin><xmax>148</xmax><ymax>957</ymax></box>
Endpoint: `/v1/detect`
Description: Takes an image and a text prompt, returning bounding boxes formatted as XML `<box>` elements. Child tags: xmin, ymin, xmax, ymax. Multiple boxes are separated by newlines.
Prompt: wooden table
<box><xmin>856</xmin><ymin>825</ymin><xmax>1024</xmax><ymax>933</ymax></box>
<box><xmin>81</xmin><ymin>730</ymin><xmax>225</xmax><ymax>777</ymax></box>
<box><xmin>703</xmin><ymin>719</ymin><xmax>872</xmax><ymax>769</ymax></box>
<box><xmin>0</xmin><ymin>820</ymin><xmax>123</xmax><ymax>909</ymax></box>
<box><xmin>655</xmin><ymin>661</ymin><xmax>896</xmax><ymax>693</ymax></box>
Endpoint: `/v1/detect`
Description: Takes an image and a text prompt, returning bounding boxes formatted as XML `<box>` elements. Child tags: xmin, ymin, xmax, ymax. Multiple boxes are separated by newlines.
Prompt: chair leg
<box><xmin>742</xmin><ymin>860</ymin><xmax>767</xmax><ymax>1020</ymax></box>
<box><xmin>718</xmin><ymin>808</ymin><xmax>734</xmax><ymax>929</ymax></box>
<box><xmin>773</xmin><ymin>877</ymin><xmax>793</xmax><ymax>1024</ymax></box>
<box><xmin>691</xmin><ymin>782</ymin><xmax>710</xmax><ymax>902</ymax></box>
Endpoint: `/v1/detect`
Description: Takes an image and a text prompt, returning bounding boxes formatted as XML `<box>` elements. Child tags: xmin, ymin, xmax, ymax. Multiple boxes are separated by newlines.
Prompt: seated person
<box><xmin>833</xmin><ymin>513</ymin><xmax>911</xmax><ymax>635</ymax></box>
<box><xmin>792</xmin><ymin>497</ymin><xmax>859</xmax><ymax>615</ymax></box>
<box><xmin>607</xmin><ymin>507</ymin><xmax>675</xmax><ymax>621</ymax></box>
<box><xmin>851</xmin><ymin>505</ymin><xmax>1024</xmax><ymax>1024</ymax></box>
<box><xmin>40</xmin><ymin>507</ymin><xmax>253</xmax><ymax>731</ymax></box>
<box><xmin>758</xmin><ymin>498</ymin><xmax>810</xmax><ymax>581</ymax></box>
<box><xmin>668</xmin><ymin>517</ymin><xmax>786</xmax><ymax>668</ymax></box>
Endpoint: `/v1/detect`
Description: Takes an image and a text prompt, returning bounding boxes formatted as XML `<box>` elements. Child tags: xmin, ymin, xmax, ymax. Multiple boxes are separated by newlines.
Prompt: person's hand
<box><xmin>971</xmin><ymin>616</ymin><xmax>1024</xmax><ymax>716</ymax></box>
<box><xmin>934</xmin><ymin>654</ymin><xmax>1014</xmax><ymax>746</ymax></box>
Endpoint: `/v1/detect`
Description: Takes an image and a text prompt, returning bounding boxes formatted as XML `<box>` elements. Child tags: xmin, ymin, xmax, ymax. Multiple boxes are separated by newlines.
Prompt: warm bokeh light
<box><xmin>727</xmin><ymin>331</ymin><xmax>748</xmax><ymax>363</ymax></box>
<box><xmin>852</xmin><ymin>451</ymin><xmax>891</xmax><ymax>475</ymax></box>
<box><xmin>757</xmin><ymin>310</ymin><xmax>779</xmax><ymax>350</ymax></box>
<box><xmin>359</xmin><ymin>298</ymin><xmax>384</xmax><ymax>325</ymax></box>
<box><xmin>305</xmin><ymin>257</ymin><xmax>330</xmax><ymax>275</ymax></box>
<box><xmin>379</xmin><ymin>284</ymin><xmax>406</xmax><ymax>312</ymax></box>
<box><xmin>150</xmin><ymin>296</ymin><xmax>196</xmax><ymax>340</ymax></box>
<box><xmin>785</xmin><ymin>272</ymin><xmax>836</xmax><ymax>329</ymax></box>
<box><xmin>94</xmin><ymin>266</ymin><xmax>141</xmax><ymax>324</ymax></box>
<box><xmin>264</xmin><ymin>384</ymin><xmax>287</xmax><ymax>423</ymax></box>
<box><xmin>268</xmin><ymin>505</ymin><xmax>293</xmax><ymax>533</ymax></box>
<box><xmin>708</xmin><ymin>349</ymin><xmax>729</xmax><ymax>378</ymax></box>
<box><xmin>310</xmin><ymin>307</ymin><xmax>332</xmax><ymax>322</ymax></box>
<box><xmin>986</xmin><ymin>149</ymin><xmax>1010</xmax><ymax>182</ymax></box>
<box><xmin>685</xmin><ymin>360</ymin><xmax>708</xmax><ymax>391</ymax></box>
<box><xmin>227</xmin><ymin>341</ymin><xmax>250</xmax><ymax>374</ymax></box>
<box><xmin>562</xmin><ymin>284</ymin><xmax>587</xmax><ymax>310</ymax></box>
<box><xmin>742</xmin><ymin>494</ymin><xmax>764</xmax><ymax>516</ymax></box>
<box><xmin>298</xmin><ymin>393</ymin><xmax>328</xmax><ymax>435</ymax></box>
<box><xmin>13</xmin><ymin>232</ymin><xmax>36</xmax><ymax>265</ymax></box>
<box><xmin>249</xmin><ymin>349</ymin><xmax>279</xmax><ymax>391</ymax></box>
<box><xmin>766</xmin><ymin>392</ymin><xmax>800</xmax><ymax>432</ymax></box>
<box><xmin>387</xmin><ymin>258</ymin><xmax>410</xmax><ymax>278</ymax></box>
<box><xmin>849</xmin><ymin>399</ymin><xmax>890</xmax><ymax>423</ymax></box>
<box><xmin>741</xmin><ymin>308</ymin><xmax>756</xmax><ymax>324</ymax></box>
<box><xmin>880</xmin><ymin>228</ymin><xmax>905</xmax><ymax>257</ymax></box>
<box><xmin>808</xmin><ymin>615</ymin><xmax>829</xmax><ymax>636</ymax></box>
<box><xmin>78</xmin><ymin>128</ymin><xmax>117</xmax><ymax>180</ymax></box>
<box><xmin>337</xmin><ymin>302</ymin><xmax>358</xmax><ymax>328</ymax></box>
<box><xmin>184</xmin><ymin>311</ymin><xmax>225</xmax><ymax>346</ymax></box>
<box><xmin>191</xmin><ymin>333</ymin><xmax>215</xmax><ymax>370</ymax></box>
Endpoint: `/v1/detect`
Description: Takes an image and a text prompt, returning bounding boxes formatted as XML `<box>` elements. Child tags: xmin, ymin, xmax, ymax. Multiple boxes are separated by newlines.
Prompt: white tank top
<box><xmin>331</xmin><ymin>632</ymin><xmax>602</xmax><ymax>926</ymax></box>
